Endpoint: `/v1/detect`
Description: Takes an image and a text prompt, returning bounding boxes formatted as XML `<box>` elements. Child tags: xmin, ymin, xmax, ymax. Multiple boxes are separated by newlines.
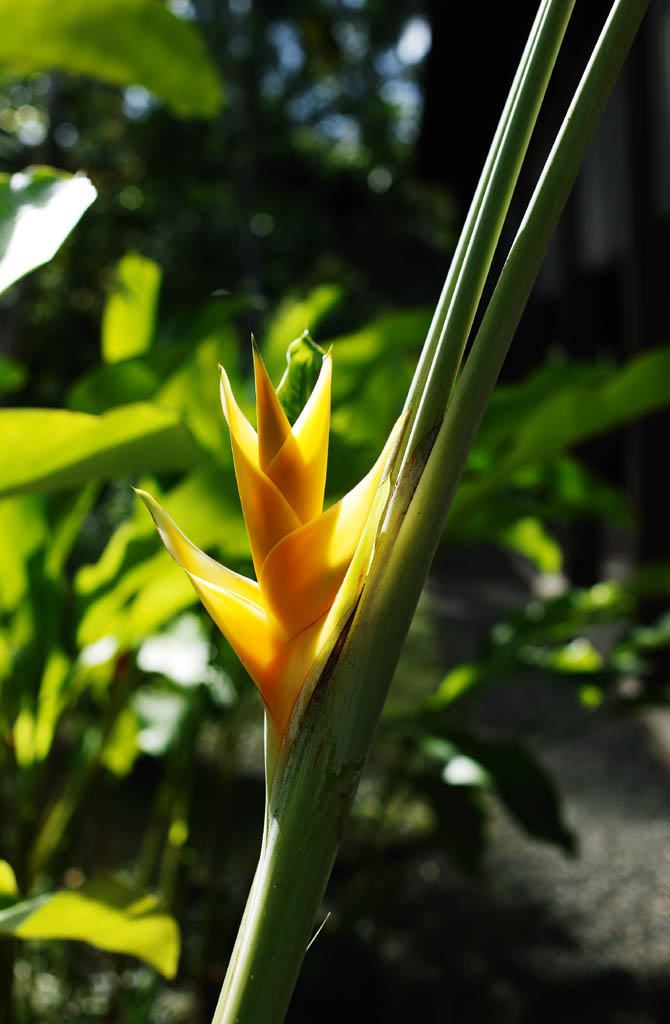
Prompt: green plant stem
<box><xmin>399</xmin><ymin>0</ymin><xmax>575</xmax><ymax>466</ymax></box>
<box><xmin>212</xmin><ymin>2</ymin><xmax>649</xmax><ymax>1021</ymax></box>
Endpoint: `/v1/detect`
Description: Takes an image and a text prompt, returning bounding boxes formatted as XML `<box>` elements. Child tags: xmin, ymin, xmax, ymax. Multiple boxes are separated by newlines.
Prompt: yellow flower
<box><xmin>137</xmin><ymin>345</ymin><xmax>399</xmax><ymax>738</ymax></box>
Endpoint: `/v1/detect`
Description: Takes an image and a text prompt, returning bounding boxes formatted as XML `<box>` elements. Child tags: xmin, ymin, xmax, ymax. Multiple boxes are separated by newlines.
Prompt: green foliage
<box><xmin>101</xmin><ymin>252</ymin><xmax>162</xmax><ymax>364</ymax></box>
<box><xmin>425</xmin><ymin>732</ymin><xmax>574</xmax><ymax>852</ymax></box>
<box><xmin>0</xmin><ymin>403</ymin><xmax>201</xmax><ymax>498</ymax></box>
<box><xmin>426</xmin><ymin>568</ymin><xmax>670</xmax><ymax>712</ymax></box>
<box><xmin>0</xmin><ymin>0</ymin><xmax>223</xmax><ymax>118</ymax></box>
<box><xmin>498</xmin><ymin>515</ymin><xmax>563</xmax><ymax>573</ymax></box>
<box><xmin>0</xmin><ymin>496</ymin><xmax>47</xmax><ymax>612</ymax></box>
<box><xmin>454</xmin><ymin>348</ymin><xmax>670</xmax><ymax>520</ymax></box>
<box><xmin>0</xmin><ymin>861</ymin><xmax>19</xmax><ymax>909</ymax></box>
<box><xmin>0</xmin><ymin>166</ymin><xmax>95</xmax><ymax>294</ymax></box>
<box><xmin>0</xmin><ymin>876</ymin><xmax>179</xmax><ymax>977</ymax></box>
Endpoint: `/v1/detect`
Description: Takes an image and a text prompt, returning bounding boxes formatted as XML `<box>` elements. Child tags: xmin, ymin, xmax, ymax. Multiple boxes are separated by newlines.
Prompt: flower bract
<box><xmin>137</xmin><ymin>345</ymin><xmax>399</xmax><ymax>738</ymax></box>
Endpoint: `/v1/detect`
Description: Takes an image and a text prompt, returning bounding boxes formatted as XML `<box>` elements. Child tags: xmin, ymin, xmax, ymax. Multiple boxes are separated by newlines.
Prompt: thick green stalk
<box><xmin>400</xmin><ymin>0</ymin><xmax>575</xmax><ymax>465</ymax></box>
<box><xmin>213</xmin><ymin>2</ymin><xmax>649</xmax><ymax>1021</ymax></box>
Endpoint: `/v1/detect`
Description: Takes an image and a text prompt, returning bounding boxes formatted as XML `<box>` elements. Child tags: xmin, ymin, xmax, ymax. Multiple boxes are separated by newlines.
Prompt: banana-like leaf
<box><xmin>102</xmin><ymin>252</ymin><xmax>162</xmax><ymax>364</ymax></box>
<box><xmin>453</xmin><ymin>347</ymin><xmax>670</xmax><ymax>522</ymax></box>
<box><xmin>0</xmin><ymin>0</ymin><xmax>223</xmax><ymax>118</ymax></box>
<box><xmin>0</xmin><ymin>166</ymin><xmax>96</xmax><ymax>294</ymax></box>
<box><xmin>0</xmin><ymin>403</ymin><xmax>201</xmax><ymax>498</ymax></box>
<box><xmin>0</xmin><ymin>876</ymin><xmax>179</xmax><ymax>977</ymax></box>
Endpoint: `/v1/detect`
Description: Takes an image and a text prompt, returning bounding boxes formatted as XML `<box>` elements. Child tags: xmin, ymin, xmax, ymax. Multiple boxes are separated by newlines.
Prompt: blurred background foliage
<box><xmin>0</xmin><ymin>0</ymin><xmax>669</xmax><ymax>1021</ymax></box>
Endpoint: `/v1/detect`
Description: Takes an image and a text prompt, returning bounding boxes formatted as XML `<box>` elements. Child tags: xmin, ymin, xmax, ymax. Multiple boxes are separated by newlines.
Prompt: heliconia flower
<box><xmin>136</xmin><ymin>345</ymin><xmax>401</xmax><ymax>740</ymax></box>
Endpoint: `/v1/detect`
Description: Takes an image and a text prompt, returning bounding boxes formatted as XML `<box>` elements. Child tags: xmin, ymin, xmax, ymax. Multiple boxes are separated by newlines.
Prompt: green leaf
<box><xmin>507</xmin><ymin>347</ymin><xmax>670</xmax><ymax>467</ymax></box>
<box><xmin>545</xmin><ymin>636</ymin><xmax>604</xmax><ymax>673</ymax></box>
<box><xmin>448</xmin><ymin>734</ymin><xmax>575</xmax><ymax>854</ymax></box>
<box><xmin>498</xmin><ymin>515</ymin><xmax>563</xmax><ymax>574</ymax></box>
<box><xmin>0</xmin><ymin>0</ymin><xmax>223</xmax><ymax>118</ymax></box>
<box><xmin>28</xmin><ymin>648</ymin><xmax>72</xmax><ymax>764</ymax></box>
<box><xmin>68</xmin><ymin>359</ymin><xmax>161</xmax><ymax>414</ymax></box>
<box><xmin>0</xmin><ymin>877</ymin><xmax>179</xmax><ymax>977</ymax></box>
<box><xmin>422</xmin><ymin>731</ymin><xmax>575</xmax><ymax>854</ymax></box>
<box><xmin>156</xmin><ymin>334</ymin><xmax>242</xmax><ymax>458</ymax></box>
<box><xmin>0</xmin><ymin>861</ymin><xmax>19</xmax><ymax>909</ymax></box>
<box><xmin>0</xmin><ymin>496</ymin><xmax>47</xmax><ymax>611</ymax></box>
<box><xmin>463</xmin><ymin>348</ymin><xmax>670</xmax><ymax>501</ymax></box>
<box><xmin>102</xmin><ymin>253</ymin><xmax>162</xmax><ymax>363</ymax></box>
<box><xmin>275</xmin><ymin>334</ymin><xmax>326</xmax><ymax>424</ymax></box>
<box><xmin>0</xmin><ymin>166</ymin><xmax>96</xmax><ymax>294</ymax></box>
<box><xmin>0</xmin><ymin>403</ymin><xmax>201</xmax><ymax>499</ymax></box>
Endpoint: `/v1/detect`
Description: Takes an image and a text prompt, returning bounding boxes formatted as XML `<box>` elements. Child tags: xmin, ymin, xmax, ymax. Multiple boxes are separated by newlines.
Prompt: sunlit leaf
<box><xmin>32</xmin><ymin>649</ymin><xmax>72</xmax><ymax>763</ymax></box>
<box><xmin>0</xmin><ymin>166</ymin><xmax>95</xmax><ymax>294</ymax></box>
<box><xmin>545</xmin><ymin>636</ymin><xmax>604</xmax><ymax>673</ymax></box>
<box><xmin>498</xmin><ymin>516</ymin><xmax>563</xmax><ymax>574</ymax></box>
<box><xmin>0</xmin><ymin>496</ymin><xmax>47</xmax><ymax>611</ymax></box>
<box><xmin>102</xmin><ymin>253</ymin><xmax>162</xmax><ymax>364</ymax></box>
<box><xmin>507</xmin><ymin>347</ymin><xmax>670</xmax><ymax>467</ymax></box>
<box><xmin>0</xmin><ymin>861</ymin><xmax>19</xmax><ymax>909</ymax></box>
<box><xmin>0</xmin><ymin>0</ymin><xmax>223</xmax><ymax>118</ymax></box>
<box><xmin>156</xmin><ymin>334</ymin><xmax>243</xmax><ymax>458</ymax></box>
<box><xmin>0</xmin><ymin>403</ymin><xmax>201</xmax><ymax>498</ymax></box>
<box><xmin>0</xmin><ymin>876</ymin><xmax>179</xmax><ymax>977</ymax></box>
<box><xmin>460</xmin><ymin>348</ymin><xmax>670</xmax><ymax>506</ymax></box>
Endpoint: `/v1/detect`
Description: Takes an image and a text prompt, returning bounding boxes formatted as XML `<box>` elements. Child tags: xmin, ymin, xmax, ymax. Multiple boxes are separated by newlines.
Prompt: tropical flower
<box><xmin>137</xmin><ymin>345</ymin><xmax>400</xmax><ymax>739</ymax></box>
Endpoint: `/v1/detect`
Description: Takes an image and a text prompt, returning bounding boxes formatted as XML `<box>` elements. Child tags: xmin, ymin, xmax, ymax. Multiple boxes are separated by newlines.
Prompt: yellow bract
<box><xmin>137</xmin><ymin>347</ymin><xmax>397</xmax><ymax>737</ymax></box>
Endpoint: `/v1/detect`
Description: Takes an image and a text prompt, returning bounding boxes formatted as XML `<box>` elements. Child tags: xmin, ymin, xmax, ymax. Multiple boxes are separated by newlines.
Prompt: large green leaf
<box><xmin>67</xmin><ymin>360</ymin><xmax>162</xmax><ymax>414</ymax></box>
<box><xmin>0</xmin><ymin>403</ymin><xmax>200</xmax><ymax>498</ymax></box>
<box><xmin>102</xmin><ymin>252</ymin><xmax>162</xmax><ymax>364</ymax></box>
<box><xmin>0</xmin><ymin>876</ymin><xmax>179</xmax><ymax>977</ymax></box>
<box><xmin>452</xmin><ymin>347</ymin><xmax>670</xmax><ymax>525</ymax></box>
<box><xmin>0</xmin><ymin>166</ymin><xmax>96</xmax><ymax>294</ymax></box>
<box><xmin>0</xmin><ymin>0</ymin><xmax>223</xmax><ymax>118</ymax></box>
<box><xmin>504</xmin><ymin>347</ymin><xmax>670</xmax><ymax>467</ymax></box>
